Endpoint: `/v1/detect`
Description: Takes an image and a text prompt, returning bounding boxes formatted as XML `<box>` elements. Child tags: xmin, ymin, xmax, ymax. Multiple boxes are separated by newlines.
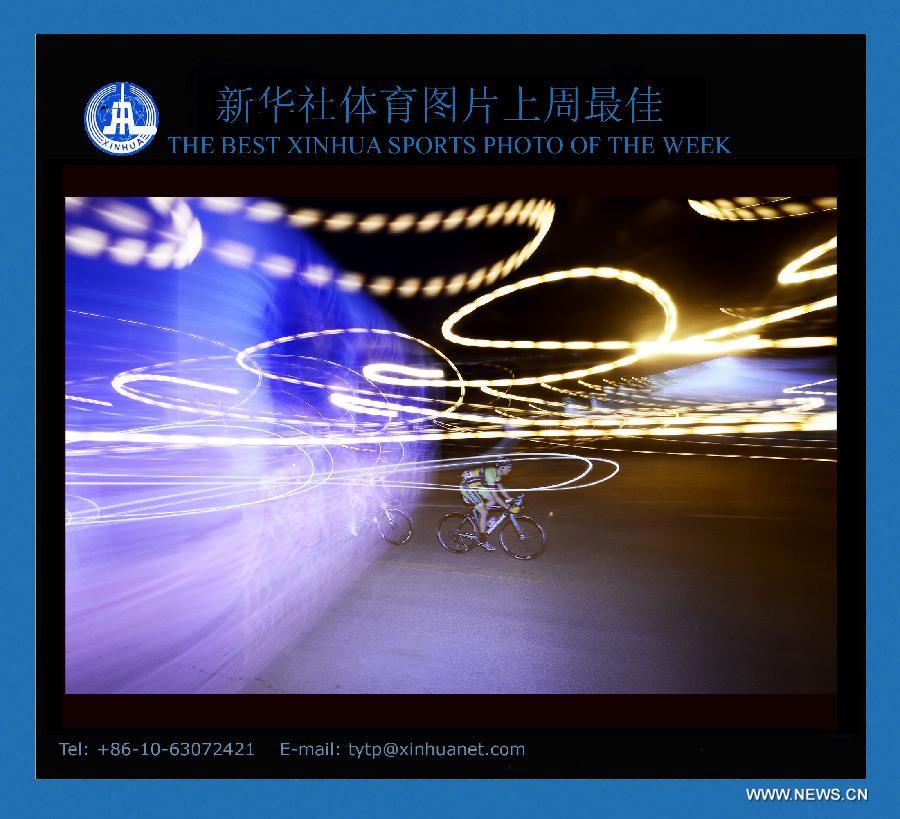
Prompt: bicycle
<box><xmin>437</xmin><ymin>494</ymin><xmax>546</xmax><ymax>560</ymax></box>
<box><xmin>349</xmin><ymin>500</ymin><xmax>414</xmax><ymax>545</ymax></box>
<box><xmin>376</xmin><ymin>503</ymin><xmax>414</xmax><ymax>545</ymax></box>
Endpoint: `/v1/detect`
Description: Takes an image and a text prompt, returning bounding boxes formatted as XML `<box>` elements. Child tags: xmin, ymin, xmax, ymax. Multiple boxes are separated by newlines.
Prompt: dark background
<box><xmin>38</xmin><ymin>35</ymin><xmax>864</xmax><ymax>165</ymax></box>
<box><xmin>37</xmin><ymin>35</ymin><xmax>864</xmax><ymax>778</ymax></box>
<box><xmin>270</xmin><ymin>194</ymin><xmax>838</xmax><ymax>359</ymax></box>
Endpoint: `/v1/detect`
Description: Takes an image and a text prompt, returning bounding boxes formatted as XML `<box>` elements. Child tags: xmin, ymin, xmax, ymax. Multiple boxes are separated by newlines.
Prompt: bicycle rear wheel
<box><xmin>437</xmin><ymin>513</ymin><xmax>478</xmax><ymax>553</ymax></box>
<box><xmin>499</xmin><ymin>516</ymin><xmax>546</xmax><ymax>560</ymax></box>
<box><xmin>377</xmin><ymin>508</ymin><xmax>413</xmax><ymax>545</ymax></box>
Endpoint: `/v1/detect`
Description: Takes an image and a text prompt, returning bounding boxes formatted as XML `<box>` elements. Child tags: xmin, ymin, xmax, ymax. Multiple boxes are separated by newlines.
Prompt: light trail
<box><xmin>69</xmin><ymin>231</ymin><xmax>838</xmax><ymax>478</ymax></box>
<box><xmin>784</xmin><ymin>377</ymin><xmax>838</xmax><ymax>396</ymax></box>
<box><xmin>66</xmin><ymin>411</ymin><xmax>836</xmax><ymax>449</ymax></box>
<box><xmin>65</xmin><ymin>197</ymin><xmax>203</xmax><ymax>269</ymax></box>
<box><xmin>194</xmin><ymin>197</ymin><xmax>556</xmax><ymax>298</ymax></box>
<box><xmin>688</xmin><ymin>196</ymin><xmax>837</xmax><ymax>221</ymax></box>
<box><xmin>64</xmin><ymin>192</ymin><xmax>840</xmax><ymax>695</ymax></box>
<box><xmin>777</xmin><ymin>237</ymin><xmax>837</xmax><ymax>284</ymax></box>
<box><xmin>441</xmin><ymin>266</ymin><xmax>678</xmax><ymax>351</ymax></box>
<box><xmin>66</xmin><ymin>394</ymin><xmax>113</xmax><ymax>407</ymax></box>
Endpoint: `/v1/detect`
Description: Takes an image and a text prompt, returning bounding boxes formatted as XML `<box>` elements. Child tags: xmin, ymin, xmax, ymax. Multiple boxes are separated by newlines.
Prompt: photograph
<box><xmin>64</xmin><ymin>193</ymin><xmax>839</xmax><ymax>697</ymax></box>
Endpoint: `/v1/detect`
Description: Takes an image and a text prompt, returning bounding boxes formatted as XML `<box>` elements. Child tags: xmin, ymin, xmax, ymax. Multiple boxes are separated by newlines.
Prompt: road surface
<box><xmin>244</xmin><ymin>449</ymin><xmax>836</xmax><ymax>694</ymax></box>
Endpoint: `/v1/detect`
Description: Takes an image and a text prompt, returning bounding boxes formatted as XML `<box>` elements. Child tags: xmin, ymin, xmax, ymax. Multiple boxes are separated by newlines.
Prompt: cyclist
<box><xmin>460</xmin><ymin>457</ymin><xmax>516</xmax><ymax>551</ymax></box>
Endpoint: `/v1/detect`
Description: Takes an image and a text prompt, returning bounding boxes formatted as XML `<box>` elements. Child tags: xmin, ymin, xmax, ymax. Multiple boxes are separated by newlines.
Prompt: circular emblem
<box><xmin>84</xmin><ymin>82</ymin><xmax>159</xmax><ymax>156</ymax></box>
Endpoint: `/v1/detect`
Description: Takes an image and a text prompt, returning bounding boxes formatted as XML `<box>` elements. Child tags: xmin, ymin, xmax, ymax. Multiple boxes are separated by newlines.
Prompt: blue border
<box><xmin>4</xmin><ymin>2</ymin><xmax>898</xmax><ymax>816</ymax></box>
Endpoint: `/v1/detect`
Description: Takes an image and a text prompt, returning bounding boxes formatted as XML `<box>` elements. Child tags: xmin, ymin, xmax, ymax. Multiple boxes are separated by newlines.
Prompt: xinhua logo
<box><xmin>84</xmin><ymin>82</ymin><xmax>159</xmax><ymax>156</ymax></box>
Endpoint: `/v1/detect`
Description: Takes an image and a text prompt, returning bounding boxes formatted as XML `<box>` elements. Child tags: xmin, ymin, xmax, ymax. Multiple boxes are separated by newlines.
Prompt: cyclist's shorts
<box><xmin>460</xmin><ymin>484</ymin><xmax>491</xmax><ymax>507</ymax></box>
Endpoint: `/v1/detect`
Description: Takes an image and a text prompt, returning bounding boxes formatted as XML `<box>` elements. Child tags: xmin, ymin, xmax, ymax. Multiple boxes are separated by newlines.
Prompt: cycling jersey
<box><xmin>462</xmin><ymin>466</ymin><xmax>499</xmax><ymax>488</ymax></box>
<box><xmin>460</xmin><ymin>466</ymin><xmax>500</xmax><ymax>507</ymax></box>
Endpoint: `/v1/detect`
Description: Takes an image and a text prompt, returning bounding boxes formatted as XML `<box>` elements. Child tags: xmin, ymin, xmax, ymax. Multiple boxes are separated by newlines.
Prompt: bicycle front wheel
<box><xmin>499</xmin><ymin>516</ymin><xmax>546</xmax><ymax>560</ymax></box>
<box><xmin>437</xmin><ymin>513</ymin><xmax>478</xmax><ymax>553</ymax></box>
<box><xmin>378</xmin><ymin>508</ymin><xmax>413</xmax><ymax>545</ymax></box>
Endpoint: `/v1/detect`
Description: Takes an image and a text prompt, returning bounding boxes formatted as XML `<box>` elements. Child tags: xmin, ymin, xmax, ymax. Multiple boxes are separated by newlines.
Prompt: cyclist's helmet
<box><xmin>496</xmin><ymin>457</ymin><xmax>512</xmax><ymax>471</ymax></box>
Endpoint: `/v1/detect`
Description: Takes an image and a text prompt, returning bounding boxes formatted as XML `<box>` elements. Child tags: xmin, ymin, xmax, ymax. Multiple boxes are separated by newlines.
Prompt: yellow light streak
<box><xmin>777</xmin><ymin>237</ymin><xmax>837</xmax><ymax>284</ymax></box>
<box><xmin>66</xmin><ymin>411</ymin><xmax>836</xmax><ymax>449</ymax></box>
<box><xmin>196</xmin><ymin>197</ymin><xmax>556</xmax><ymax>298</ymax></box>
<box><xmin>441</xmin><ymin>266</ymin><xmax>678</xmax><ymax>351</ymax></box>
<box><xmin>688</xmin><ymin>197</ymin><xmax>837</xmax><ymax>221</ymax></box>
<box><xmin>360</xmin><ymin>266</ymin><xmax>836</xmax><ymax>389</ymax></box>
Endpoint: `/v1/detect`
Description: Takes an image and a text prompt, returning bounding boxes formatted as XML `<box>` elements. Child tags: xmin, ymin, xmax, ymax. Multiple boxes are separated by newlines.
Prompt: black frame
<box><xmin>36</xmin><ymin>35</ymin><xmax>865</xmax><ymax>778</ymax></box>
